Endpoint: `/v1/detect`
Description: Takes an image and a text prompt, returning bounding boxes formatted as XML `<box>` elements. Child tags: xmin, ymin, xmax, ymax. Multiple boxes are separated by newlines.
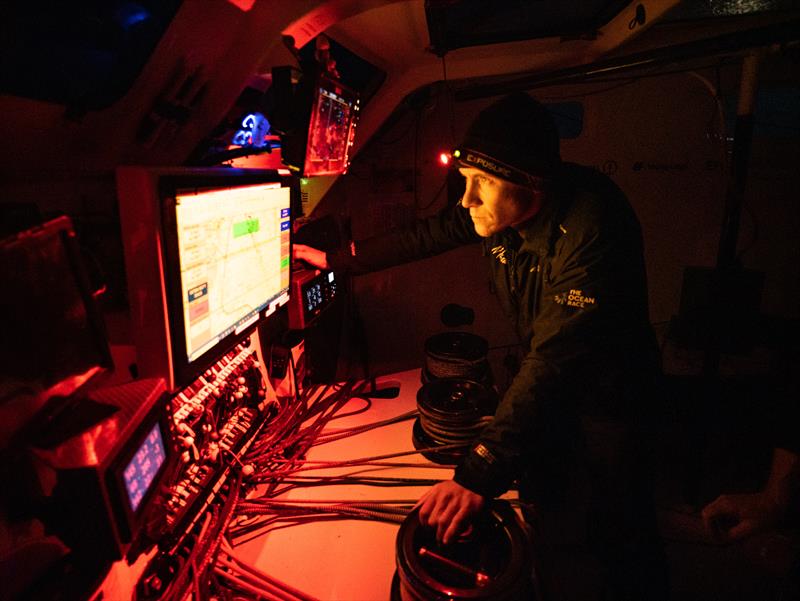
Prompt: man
<box><xmin>295</xmin><ymin>92</ymin><xmax>667</xmax><ymax>599</ymax></box>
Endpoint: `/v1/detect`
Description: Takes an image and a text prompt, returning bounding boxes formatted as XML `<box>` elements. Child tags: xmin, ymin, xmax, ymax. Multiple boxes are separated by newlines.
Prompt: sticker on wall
<box><xmin>602</xmin><ymin>160</ymin><xmax>618</xmax><ymax>176</ymax></box>
<box><xmin>632</xmin><ymin>161</ymin><xmax>688</xmax><ymax>172</ymax></box>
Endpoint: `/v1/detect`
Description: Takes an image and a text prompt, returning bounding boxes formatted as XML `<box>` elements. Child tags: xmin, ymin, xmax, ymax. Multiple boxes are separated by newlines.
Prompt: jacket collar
<box><xmin>492</xmin><ymin>163</ymin><xmax>577</xmax><ymax>256</ymax></box>
<box><xmin>497</xmin><ymin>190</ymin><xmax>564</xmax><ymax>256</ymax></box>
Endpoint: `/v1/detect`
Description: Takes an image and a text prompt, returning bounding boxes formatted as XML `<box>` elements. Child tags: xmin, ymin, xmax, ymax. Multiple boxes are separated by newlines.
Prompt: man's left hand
<box><xmin>416</xmin><ymin>480</ymin><xmax>485</xmax><ymax>545</ymax></box>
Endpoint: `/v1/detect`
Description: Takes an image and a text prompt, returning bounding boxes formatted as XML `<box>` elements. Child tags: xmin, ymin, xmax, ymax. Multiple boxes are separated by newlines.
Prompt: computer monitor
<box><xmin>117</xmin><ymin>168</ymin><xmax>293</xmax><ymax>389</ymax></box>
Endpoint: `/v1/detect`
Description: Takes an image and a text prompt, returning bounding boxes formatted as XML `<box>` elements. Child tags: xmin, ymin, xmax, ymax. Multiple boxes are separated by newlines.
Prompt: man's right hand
<box><xmin>701</xmin><ymin>492</ymin><xmax>783</xmax><ymax>541</ymax></box>
<box><xmin>415</xmin><ymin>480</ymin><xmax>485</xmax><ymax>545</ymax></box>
<box><xmin>293</xmin><ymin>244</ymin><xmax>329</xmax><ymax>269</ymax></box>
<box><xmin>702</xmin><ymin>447</ymin><xmax>798</xmax><ymax>542</ymax></box>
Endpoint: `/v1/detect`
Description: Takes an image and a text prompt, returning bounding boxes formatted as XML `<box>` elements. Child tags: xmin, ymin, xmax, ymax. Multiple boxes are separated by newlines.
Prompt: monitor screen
<box><xmin>122</xmin><ymin>420</ymin><xmax>167</xmax><ymax>513</ymax></box>
<box><xmin>163</xmin><ymin>179</ymin><xmax>291</xmax><ymax>382</ymax></box>
<box><xmin>303</xmin><ymin>75</ymin><xmax>360</xmax><ymax>176</ymax></box>
<box><xmin>0</xmin><ymin>216</ymin><xmax>111</xmax><ymax>431</ymax></box>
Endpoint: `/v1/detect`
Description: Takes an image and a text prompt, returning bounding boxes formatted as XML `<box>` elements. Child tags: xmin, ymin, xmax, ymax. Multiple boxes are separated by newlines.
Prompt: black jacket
<box><xmin>328</xmin><ymin>163</ymin><xmax>660</xmax><ymax>498</ymax></box>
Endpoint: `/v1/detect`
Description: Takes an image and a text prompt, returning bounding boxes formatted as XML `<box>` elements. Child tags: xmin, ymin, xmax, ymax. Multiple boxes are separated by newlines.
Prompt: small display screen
<box><xmin>305</xmin><ymin>282</ymin><xmax>323</xmax><ymax>312</ymax></box>
<box><xmin>123</xmin><ymin>422</ymin><xmax>167</xmax><ymax>513</ymax></box>
<box><xmin>300</xmin><ymin>271</ymin><xmax>337</xmax><ymax>321</ymax></box>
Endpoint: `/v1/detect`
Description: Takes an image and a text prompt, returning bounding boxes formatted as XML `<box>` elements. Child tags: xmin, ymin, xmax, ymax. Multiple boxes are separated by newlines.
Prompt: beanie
<box><xmin>455</xmin><ymin>92</ymin><xmax>561</xmax><ymax>184</ymax></box>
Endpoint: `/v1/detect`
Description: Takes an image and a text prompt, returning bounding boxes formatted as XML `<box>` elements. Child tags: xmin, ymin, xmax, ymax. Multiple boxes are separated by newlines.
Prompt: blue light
<box><xmin>232</xmin><ymin>130</ymin><xmax>253</xmax><ymax>146</ymax></box>
<box><xmin>115</xmin><ymin>3</ymin><xmax>151</xmax><ymax>31</ymax></box>
<box><xmin>232</xmin><ymin>112</ymin><xmax>271</xmax><ymax>148</ymax></box>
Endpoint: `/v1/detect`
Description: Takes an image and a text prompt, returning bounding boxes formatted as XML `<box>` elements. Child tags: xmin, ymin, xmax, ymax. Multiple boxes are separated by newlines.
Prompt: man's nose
<box><xmin>461</xmin><ymin>180</ymin><xmax>480</xmax><ymax>208</ymax></box>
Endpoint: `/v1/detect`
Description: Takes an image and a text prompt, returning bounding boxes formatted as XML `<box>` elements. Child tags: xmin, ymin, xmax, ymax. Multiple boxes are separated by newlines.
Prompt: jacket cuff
<box><xmin>453</xmin><ymin>442</ymin><xmax>510</xmax><ymax>499</ymax></box>
<box><xmin>326</xmin><ymin>249</ymin><xmax>354</xmax><ymax>273</ymax></box>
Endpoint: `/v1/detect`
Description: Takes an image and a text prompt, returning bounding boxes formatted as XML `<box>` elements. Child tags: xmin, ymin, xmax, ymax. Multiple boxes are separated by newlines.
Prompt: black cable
<box><xmin>324</xmin><ymin>395</ymin><xmax>372</xmax><ymax>420</ymax></box>
<box><xmin>312</xmin><ymin>409</ymin><xmax>417</xmax><ymax>444</ymax></box>
<box><xmin>246</xmin><ymin>381</ymin><xmax>361</xmax><ymax>468</ymax></box>
<box><xmin>534</xmin><ymin>57</ymin><xmax>741</xmax><ymax>101</ymax></box>
<box><xmin>736</xmin><ymin>200</ymin><xmax>760</xmax><ymax>260</ymax></box>
<box><xmin>413</xmin><ymin>105</ymin><xmax>422</xmax><ymax>208</ymax></box>
<box><xmin>536</xmin><ymin>77</ymin><xmax>641</xmax><ymax>100</ymax></box>
<box><xmin>442</xmin><ymin>54</ymin><xmax>456</xmax><ymax>145</ymax></box>
<box><xmin>275</xmin><ymin>475</ymin><xmax>443</xmax><ymax>487</ymax></box>
<box><xmin>376</xmin><ymin>111</ymin><xmax>418</xmax><ymax>147</ymax></box>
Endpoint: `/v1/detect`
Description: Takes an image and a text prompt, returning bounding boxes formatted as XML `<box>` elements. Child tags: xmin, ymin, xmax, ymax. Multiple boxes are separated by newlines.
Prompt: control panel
<box><xmin>162</xmin><ymin>340</ymin><xmax>271</xmax><ymax>530</ymax></box>
<box><xmin>289</xmin><ymin>268</ymin><xmax>338</xmax><ymax>329</ymax></box>
<box><xmin>135</xmin><ymin>336</ymin><xmax>278</xmax><ymax>599</ymax></box>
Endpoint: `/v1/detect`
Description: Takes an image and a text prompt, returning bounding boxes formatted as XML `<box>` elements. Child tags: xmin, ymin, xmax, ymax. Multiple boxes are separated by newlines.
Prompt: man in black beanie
<box><xmin>295</xmin><ymin>92</ymin><xmax>668</xmax><ymax>599</ymax></box>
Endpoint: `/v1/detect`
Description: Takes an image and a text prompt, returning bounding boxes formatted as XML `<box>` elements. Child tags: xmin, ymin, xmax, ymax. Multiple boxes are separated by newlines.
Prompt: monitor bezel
<box><xmin>158</xmin><ymin>170</ymin><xmax>295</xmax><ymax>389</ymax></box>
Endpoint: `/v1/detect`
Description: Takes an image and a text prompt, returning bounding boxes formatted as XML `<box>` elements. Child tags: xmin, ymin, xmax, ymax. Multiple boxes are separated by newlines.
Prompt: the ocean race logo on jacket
<box><xmin>554</xmin><ymin>289</ymin><xmax>596</xmax><ymax>309</ymax></box>
<box><xmin>490</xmin><ymin>245</ymin><xmax>509</xmax><ymax>264</ymax></box>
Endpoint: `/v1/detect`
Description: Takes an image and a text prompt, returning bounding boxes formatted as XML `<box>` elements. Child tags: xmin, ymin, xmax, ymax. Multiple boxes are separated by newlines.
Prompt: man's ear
<box><xmin>525</xmin><ymin>175</ymin><xmax>547</xmax><ymax>192</ymax></box>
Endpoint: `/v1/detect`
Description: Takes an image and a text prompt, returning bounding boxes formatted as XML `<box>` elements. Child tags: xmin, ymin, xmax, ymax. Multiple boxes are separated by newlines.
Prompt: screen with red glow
<box><xmin>303</xmin><ymin>76</ymin><xmax>360</xmax><ymax>176</ymax></box>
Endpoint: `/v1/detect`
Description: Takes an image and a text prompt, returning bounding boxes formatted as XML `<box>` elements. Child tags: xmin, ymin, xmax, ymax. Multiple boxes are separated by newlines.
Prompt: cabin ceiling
<box><xmin>308</xmin><ymin>0</ymin><xmax>799</xmax><ymax>153</ymax></box>
<box><xmin>0</xmin><ymin>0</ymin><xmax>798</xmax><ymax>180</ymax></box>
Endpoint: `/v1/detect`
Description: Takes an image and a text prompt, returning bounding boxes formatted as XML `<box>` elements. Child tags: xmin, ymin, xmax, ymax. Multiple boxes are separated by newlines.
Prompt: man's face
<box><xmin>458</xmin><ymin>167</ymin><xmax>541</xmax><ymax>237</ymax></box>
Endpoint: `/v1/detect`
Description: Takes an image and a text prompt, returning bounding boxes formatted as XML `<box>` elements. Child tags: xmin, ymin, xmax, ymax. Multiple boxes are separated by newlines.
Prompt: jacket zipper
<box><xmin>531</xmin><ymin>257</ymin><xmax>542</xmax><ymax>331</ymax></box>
<box><xmin>509</xmin><ymin>249</ymin><xmax>521</xmax><ymax>335</ymax></box>
<box><xmin>521</xmin><ymin>254</ymin><xmax>543</xmax><ymax>340</ymax></box>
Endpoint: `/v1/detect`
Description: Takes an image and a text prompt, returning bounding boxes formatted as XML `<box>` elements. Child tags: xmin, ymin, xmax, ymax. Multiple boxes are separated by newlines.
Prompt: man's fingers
<box><xmin>701</xmin><ymin>496</ymin><xmax>735</xmax><ymax>530</ymax></box>
<box><xmin>292</xmin><ymin>244</ymin><xmax>329</xmax><ymax>269</ymax></box>
<box><xmin>727</xmin><ymin>519</ymin><xmax>757</xmax><ymax>541</ymax></box>
<box><xmin>436</xmin><ymin>503</ymin><xmax>460</xmax><ymax>543</ymax></box>
<box><xmin>702</xmin><ymin>495</ymin><xmax>733</xmax><ymax>519</ymax></box>
<box><xmin>419</xmin><ymin>490</ymin><xmax>460</xmax><ymax>543</ymax></box>
<box><xmin>415</xmin><ymin>481</ymin><xmax>483</xmax><ymax>544</ymax></box>
<box><xmin>417</xmin><ymin>489</ymin><xmax>441</xmax><ymax>527</ymax></box>
<box><xmin>442</xmin><ymin>505</ymin><xmax>471</xmax><ymax>545</ymax></box>
<box><xmin>414</xmin><ymin>488</ymin><xmax>431</xmax><ymax>512</ymax></box>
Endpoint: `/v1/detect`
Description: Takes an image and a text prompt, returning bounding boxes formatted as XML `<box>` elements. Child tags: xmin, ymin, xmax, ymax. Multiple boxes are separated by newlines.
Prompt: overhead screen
<box><xmin>273</xmin><ymin>70</ymin><xmax>360</xmax><ymax>177</ymax></box>
<box><xmin>302</xmin><ymin>77</ymin><xmax>360</xmax><ymax>176</ymax></box>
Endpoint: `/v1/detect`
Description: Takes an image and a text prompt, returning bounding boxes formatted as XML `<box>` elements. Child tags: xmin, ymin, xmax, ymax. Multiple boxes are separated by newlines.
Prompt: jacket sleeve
<box><xmin>455</xmin><ymin>217</ymin><xmax>647</xmax><ymax>498</ymax></box>
<box><xmin>327</xmin><ymin>203</ymin><xmax>480</xmax><ymax>275</ymax></box>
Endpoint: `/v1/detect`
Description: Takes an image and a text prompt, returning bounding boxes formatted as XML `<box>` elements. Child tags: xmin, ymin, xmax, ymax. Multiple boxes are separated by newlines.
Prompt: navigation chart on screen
<box><xmin>175</xmin><ymin>183</ymin><xmax>290</xmax><ymax>363</ymax></box>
